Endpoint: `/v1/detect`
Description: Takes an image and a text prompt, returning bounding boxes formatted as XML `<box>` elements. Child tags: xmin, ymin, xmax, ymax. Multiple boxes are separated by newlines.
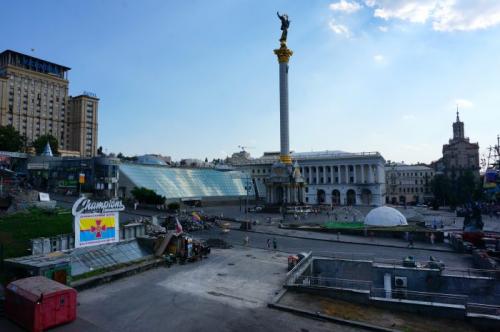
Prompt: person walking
<box><xmin>244</xmin><ymin>235</ymin><xmax>249</xmax><ymax>246</ymax></box>
<box><xmin>407</xmin><ymin>232</ymin><xmax>414</xmax><ymax>248</ymax></box>
<box><xmin>272</xmin><ymin>237</ymin><xmax>277</xmax><ymax>250</ymax></box>
<box><xmin>430</xmin><ymin>232</ymin><xmax>435</xmax><ymax>245</ymax></box>
<box><xmin>267</xmin><ymin>238</ymin><xmax>271</xmax><ymax>249</ymax></box>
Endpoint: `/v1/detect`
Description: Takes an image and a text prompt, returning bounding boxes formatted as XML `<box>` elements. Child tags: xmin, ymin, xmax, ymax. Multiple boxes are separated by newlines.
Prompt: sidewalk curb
<box><xmin>268</xmin><ymin>300</ymin><xmax>400</xmax><ymax>332</ymax></box>
<box><xmin>229</xmin><ymin>227</ymin><xmax>454</xmax><ymax>253</ymax></box>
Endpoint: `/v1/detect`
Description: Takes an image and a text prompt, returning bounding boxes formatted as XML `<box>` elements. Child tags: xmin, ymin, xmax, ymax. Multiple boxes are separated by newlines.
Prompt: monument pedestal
<box><xmin>265</xmin><ymin>161</ymin><xmax>305</xmax><ymax>206</ymax></box>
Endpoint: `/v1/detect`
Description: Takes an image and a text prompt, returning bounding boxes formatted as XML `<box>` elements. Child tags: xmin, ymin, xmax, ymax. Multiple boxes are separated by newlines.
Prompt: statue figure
<box><xmin>277</xmin><ymin>12</ymin><xmax>290</xmax><ymax>43</ymax></box>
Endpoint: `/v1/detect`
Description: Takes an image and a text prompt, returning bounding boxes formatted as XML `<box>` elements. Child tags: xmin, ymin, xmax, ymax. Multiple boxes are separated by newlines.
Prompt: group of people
<box><xmin>243</xmin><ymin>236</ymin><xmax>278</xmax><ymax>250</ymax></box>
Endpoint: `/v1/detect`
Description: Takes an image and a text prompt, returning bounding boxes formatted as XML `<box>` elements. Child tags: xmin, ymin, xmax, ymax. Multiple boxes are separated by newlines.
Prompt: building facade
<box><xmin>67</xmin><ymin>94</ymin><xmax>98</xmax><ymax>157</ymax></box>
<box><xmin>385</xmin><ymin>163</ymin><xmax>434</xmax><ymax>205</ymax></box>
<box><xmin>0</xmin><ymin>50</ymin><xmax>98</xmax><ymax>157</ymax></box>
<box><xmin>433</xmin><ymin>112</ymin><xmax>480</xmax><ymax>179</ymax></box>
<box><xmin>231</xmin><ymin>150</ymin><xmax>386</xmax><ymax>206</ymax></box>
<box><xmin>27</xmin><ymin>156</ymin><xmax>119</xmax><ymax>198</ymax></box>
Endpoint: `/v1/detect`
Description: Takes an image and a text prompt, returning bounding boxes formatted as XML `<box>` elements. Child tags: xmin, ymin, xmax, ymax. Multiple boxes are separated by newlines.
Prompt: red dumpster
<box><xmin>5</xmin><ymin>276</ymin><xmax>77</xmax><ymax>332</ymax></box>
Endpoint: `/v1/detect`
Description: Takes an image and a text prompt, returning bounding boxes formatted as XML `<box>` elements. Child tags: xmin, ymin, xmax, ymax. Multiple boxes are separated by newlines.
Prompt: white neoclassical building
<box><xmin>229</xmin><ymin>150</ymin><xmax>386</xmax><ymax>206</ymax></box>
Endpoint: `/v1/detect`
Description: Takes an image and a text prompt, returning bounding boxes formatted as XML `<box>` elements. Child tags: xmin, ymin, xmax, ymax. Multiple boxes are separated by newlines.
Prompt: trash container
<box><xmin>5</xmin><ymin>276</ymin><xmax>77</xmax><ymax>332</ymax></box>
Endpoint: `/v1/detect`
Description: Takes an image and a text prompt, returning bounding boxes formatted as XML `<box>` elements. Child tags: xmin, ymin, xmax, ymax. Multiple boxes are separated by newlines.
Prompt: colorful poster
<box><xmin>75</xmin><ymin>212</ymin><xmax>119</xmax><ymax>248</ymax></box>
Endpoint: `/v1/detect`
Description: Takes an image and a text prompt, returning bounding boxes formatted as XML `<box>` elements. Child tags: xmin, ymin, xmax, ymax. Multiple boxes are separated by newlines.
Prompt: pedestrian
<box><xmin>407</xmin><ymin>232</ymin><xmax>414</xmax><ymax>248</ymax></box>
<box><xmin>273</xmin><ymin>237</ymin><xmax>277</xmax><ymax>250</ymax></box>
<box><xmin>244</xmin><ymin>235</ymin><xmax>249</xmax><ymax>246</ymax></box>
<box><xmin>134</xmin><ymin>200</ymin><xmax>138</xmax><ymax>210</ymax></box>
<box><xmin>267</xmin><ymin>238</ymin><xmax>271</xmax><ymax>249</ymax></box>
<box><xmin>430</xmin><ymin>232</ymin><xmax>435</xmax><ymax>245</ymax></box>
<box><xmin>337</xmin><ymin>232</ymin><xmax>341</xmax><ymax>241</ymax></box>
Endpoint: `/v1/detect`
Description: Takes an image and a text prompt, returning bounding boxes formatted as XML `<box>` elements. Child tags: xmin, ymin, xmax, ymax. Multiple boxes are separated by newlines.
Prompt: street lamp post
<box><xmin>244</xmin><ymin>177</ymin><xmax>252</xmax><ymax>214</ymax></box>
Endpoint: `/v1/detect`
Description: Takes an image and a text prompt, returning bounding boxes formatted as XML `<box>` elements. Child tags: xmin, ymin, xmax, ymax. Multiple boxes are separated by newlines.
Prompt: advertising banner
<box><xmin>72</xmin><ymin>197</ymin><xmax>125</xmax><ymax>248</ymax></box>
<box><xmin>75</xmin><ymin>212</ymin><xmax>120</xmax><ymax>248</ymax></box>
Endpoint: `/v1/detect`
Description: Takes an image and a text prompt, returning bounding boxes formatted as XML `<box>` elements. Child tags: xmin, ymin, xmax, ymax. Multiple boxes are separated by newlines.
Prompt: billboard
<box><xmin>75</xmin><ymin>212</ymin><xmax>119</xmax><ymax>248</ymax></box>
<box><xmin>72</xmin><ymin>197</ymin><xmax>125</xmax><ymax>248</ymax></box>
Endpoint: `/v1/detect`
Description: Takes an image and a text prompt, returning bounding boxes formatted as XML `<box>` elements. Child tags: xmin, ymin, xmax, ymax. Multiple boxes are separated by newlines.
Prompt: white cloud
<box><xmin>378</xmin><ymin>25</ymin><xmax>389</xmax><ymax>32</ymax></box>
<box><xmin>365</xmin><ymin>0</ymin><xmax>500</xmax><ymax>32</ymax></box>
<box><xmin>455</xmin><ymin>98</ymin><xmax>474</xmax><ymax>108</ymax></box>
<box><xmin>328</xmin><ymin>20</ymin><xmax>351</xmax><ymax>36</ymax></box>
<box><xmin>329</xmin><ymin>0</ymin><xmax>362</xmax><ymax>13</ymax></box>
<box><xmin>373</xmin><ymin>54</ymin><xmax>385</xmax><ymax>62</ymax></box>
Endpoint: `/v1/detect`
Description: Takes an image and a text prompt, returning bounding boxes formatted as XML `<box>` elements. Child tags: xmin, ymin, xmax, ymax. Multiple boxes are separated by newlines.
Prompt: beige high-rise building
<box><xmin>0</xmin><ymin>50</ymin><xmax>98</xmax><ymax>157</ymax></box>
<box><xmin>67</xmin><ymin>94</ymin><xmax>98</xmax><ymax>157</ymax></box>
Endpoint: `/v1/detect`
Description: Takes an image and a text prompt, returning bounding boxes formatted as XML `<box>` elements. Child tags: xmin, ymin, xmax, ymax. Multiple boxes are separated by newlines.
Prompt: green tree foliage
<box><xmin>0</xmin><ymin>125</ymin><xmax>25</xmax><ymax>152</ymax></box>
<box><xmin>131</xmin><ymin>187</ymin><xmax>165</xmax><ymax>205</ymax></box>
<box><xmin>431</xmin><ymin>171</ymin><xmax>480</xmax><ymax>208</ymax></box>
<box><xmin>33</xmin><ymin>134</ymin><xmax>59</xmax><ymax>155</ymax></box>
<box><xmin>431</xmin><ymin>174</ymin><xmax>451</xmax><ymax>206</ymax></box>
<box><xmin>167</xmin><ymin>202</ymin><xmax>180</xmax><ymax>211</ymax></box>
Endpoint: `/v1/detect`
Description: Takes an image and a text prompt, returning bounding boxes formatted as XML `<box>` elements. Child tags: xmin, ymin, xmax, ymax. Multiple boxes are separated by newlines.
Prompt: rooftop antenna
<box><xmin>456</xmin><ymin>104</ymin><xmax>460</xmax><ymax>121</ymax></box>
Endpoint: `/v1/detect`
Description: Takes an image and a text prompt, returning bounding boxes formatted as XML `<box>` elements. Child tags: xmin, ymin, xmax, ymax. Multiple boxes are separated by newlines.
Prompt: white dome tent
<box><xmin>364</xmin><ymin>206</ymin><xmax>408</xmax><ymax>227</ymax></box>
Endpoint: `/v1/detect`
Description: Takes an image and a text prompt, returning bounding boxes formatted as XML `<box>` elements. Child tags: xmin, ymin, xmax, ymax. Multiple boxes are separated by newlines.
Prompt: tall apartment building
<box><xmin>67</xmin><ymin>94</ymin><xmax>99</xmax><ymax>157</ymax></box>
<box><xmin>0</xmin><ymin>50</ymin><xmax>98</xmax><ymax>157</ymax></box>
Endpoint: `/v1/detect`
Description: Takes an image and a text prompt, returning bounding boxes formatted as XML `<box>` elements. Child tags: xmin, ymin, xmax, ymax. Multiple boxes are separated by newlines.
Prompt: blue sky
<box><xmin>2</xmin><ymin>0</ymin><xmax>499</xmax><ymax>164</ymax></box>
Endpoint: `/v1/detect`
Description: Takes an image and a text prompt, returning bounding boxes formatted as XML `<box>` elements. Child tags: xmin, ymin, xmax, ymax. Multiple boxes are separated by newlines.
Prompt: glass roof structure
<box><xmin>71</xmin><ymin>240</ymin><xmax>151</xmax><ymax>276</ymax></box>
<box><xmin>119</xmin><ymin>164</ymin><xmax>254</xmax><ymax>200</ymax></box>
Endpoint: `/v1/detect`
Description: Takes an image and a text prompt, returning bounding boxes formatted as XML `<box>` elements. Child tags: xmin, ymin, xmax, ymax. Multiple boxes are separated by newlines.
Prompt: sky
<box><xmin>2</xmin><ymin>0</ymin><xmax>499</xmax><ymax>164</ymax></box>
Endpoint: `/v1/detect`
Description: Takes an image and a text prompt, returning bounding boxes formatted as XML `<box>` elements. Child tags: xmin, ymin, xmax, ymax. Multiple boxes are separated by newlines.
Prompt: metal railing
<box><xmin>311</xmin><ymin>252</ymin><xmax>498</xmax><ymax>279</ymax></box>
<box><xmin>370</xmin><ymin>287</ymin><xmax>468</xmax><ymax>306</ymax></box>
<box><xmin>466</xmin><ymin>303</ymin><xmax>500</xmax><ymax>316</ymax></box>
<box><xmin>285</xmin><ymin>252</ymin><xmax>313</xmax><ymax>286</ymax></box>
<box><xmin>290</xmin><ymin>275</ymin><xmax>372</xmax><ymax>291</ymax></box>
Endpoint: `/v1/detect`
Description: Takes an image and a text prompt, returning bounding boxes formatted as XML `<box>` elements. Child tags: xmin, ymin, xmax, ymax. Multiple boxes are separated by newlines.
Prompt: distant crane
<box><xmin>482</xmin><ymin>135</ymin><xmax>500</xmax><ymax>172</ymax></box>
<box><xmin>238</xmin><ymin>145</ymin><xmax>255</xmax><ymax>152</ymax></box>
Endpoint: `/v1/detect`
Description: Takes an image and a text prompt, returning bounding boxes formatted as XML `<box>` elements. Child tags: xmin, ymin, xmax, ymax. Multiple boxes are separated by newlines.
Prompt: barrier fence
<box><xmin>370</xmin><ymin>287</ymin><xmax>468</xmax><ymax>306</ymax></box>
<box><xmin>287</xmin><ymin>274</ymin><xmax>500</xmax><ymax>315</ymax></box>
<box><xmin>466</xmin><ymin>303</ymin><xmax>500</xmax><ymax>316</ymax></box>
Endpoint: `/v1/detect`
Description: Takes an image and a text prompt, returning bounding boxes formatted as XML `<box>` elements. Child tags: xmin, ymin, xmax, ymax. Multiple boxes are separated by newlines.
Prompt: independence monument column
<box><xmin>265</xmin><ymin>12</ymin><xmax>306</xmax><ymax>207</ymax></box>
<box><xmin>275</xmin><ymin>12</ymin><xmax>293</xmax><ymax>165</ymax></box>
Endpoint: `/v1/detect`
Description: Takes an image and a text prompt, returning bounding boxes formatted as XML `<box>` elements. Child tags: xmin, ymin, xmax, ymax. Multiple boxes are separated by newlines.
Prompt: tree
<box><xmin>131</xmin><ymin>187</ymin><xmax>165</xmax><ymax>205</ymax></box>
<box><xmin>431</xmin><ymin>174</ymin><xmax>451</xmax><ymax>207</ymax></box>
<box><xmin>32</xmin><ymin>134</ymin><xmax>59</xmax><ymax>155</ymax></box>
<box><xmin>0</xmin><ymin>125</ymin><xmax>25</xmax><ymax>152</ymax></box>
<box><xmin>455</xmin><ymin>171</ymin><xmax>476</xmax><ymax>205</ymax></box>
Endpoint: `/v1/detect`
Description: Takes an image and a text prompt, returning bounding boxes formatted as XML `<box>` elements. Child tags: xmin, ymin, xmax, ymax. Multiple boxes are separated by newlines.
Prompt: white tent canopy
<box><xmin>364</xmin><ymin>206</ymin><xmax>408</xmax><ymax>227</ymax></box>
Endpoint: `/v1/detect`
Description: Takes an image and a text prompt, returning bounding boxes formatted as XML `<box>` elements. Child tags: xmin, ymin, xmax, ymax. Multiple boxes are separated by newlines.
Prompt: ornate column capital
<box><xmin>274</xmin><ymin>43</ymin><xmax>293</xmax><ymax>63</ymax></box>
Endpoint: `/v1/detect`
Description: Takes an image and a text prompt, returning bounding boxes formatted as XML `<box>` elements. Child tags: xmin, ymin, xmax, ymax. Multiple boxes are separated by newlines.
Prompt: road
<box><xmin>193</xmin><ymin>227</ymin><xmax>474</xmax><ymax>269</ymax></box>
